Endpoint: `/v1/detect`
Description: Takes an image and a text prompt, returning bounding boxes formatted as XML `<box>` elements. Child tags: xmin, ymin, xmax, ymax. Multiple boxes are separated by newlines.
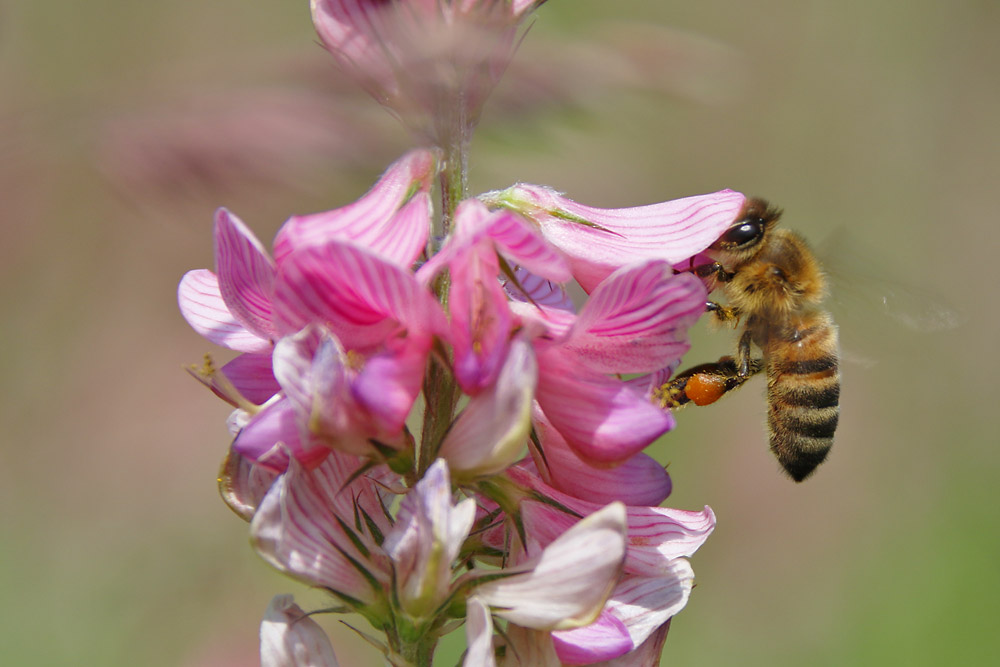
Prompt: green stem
<box><xmin>417</xmin><ymin>116</ymin><xmax>470</xmax><ymax>476</ymax></box>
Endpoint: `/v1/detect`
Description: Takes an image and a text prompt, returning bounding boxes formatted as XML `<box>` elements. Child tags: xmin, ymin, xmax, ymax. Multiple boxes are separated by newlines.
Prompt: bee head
<box><xmin>708</xmin><ymin>197</ymin><xmax>782</xmax><ymax>263</ymax></box>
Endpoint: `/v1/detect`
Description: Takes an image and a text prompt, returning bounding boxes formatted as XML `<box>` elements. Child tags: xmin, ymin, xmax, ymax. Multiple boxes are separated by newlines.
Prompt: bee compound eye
<box><xmin>720</xmin><ymin>219</ymin><xmax>764</xmax><ymax>247</ymax></box>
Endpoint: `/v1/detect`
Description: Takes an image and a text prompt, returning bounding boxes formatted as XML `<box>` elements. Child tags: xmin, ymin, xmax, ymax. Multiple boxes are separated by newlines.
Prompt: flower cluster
<box><xmin>179</xmin><ymin>2</ymin><xmax>746</xmax><ymax>665</ymax></box>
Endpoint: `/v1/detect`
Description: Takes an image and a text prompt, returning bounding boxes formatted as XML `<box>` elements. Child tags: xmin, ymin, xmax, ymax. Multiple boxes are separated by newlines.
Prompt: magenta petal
<box><xmin>273</xmin><ymin>149</ymin><xmax>436</xmax><ymax>267</ymax></box>
<box><xmin>178</xmin><ymin>269</ymin><xmax>271</xmax><ymax>352</ymax></box>
<box><xmin>534</xmin><ymin>411</ymin><xmax>671</xmax><ymax>506</ymax></box>
<box><xmin>535</xmin><ymin>349</ymin><xmax>674</xmax><ymax>465</ymax></box>
<box><xmin>353</xmin><ymin>335</ymin><xmax>432</xmax><ymax>434</ymax></box>
<box><xmin>214</xmin><ymin>208</ymin><xmax>277</xmax><ymax>339</ymax></box>
<box><xmin>274</xmin><ymin>240</ymin><xmax>447</xmax><ymax>348</ymax></box>
<box><xmin>552</xmin><ymin>610</ymin><xmax>633</xmax><ymax>666</ymax></box>
<box><xmin>450</xmin><ymin>244</ymin><xmax>515</xmax><ymax>393</ymax></box>
<box><xmin>484</xmin><ymin>210</ymin><xmax>571</xmax><ymax>282</ymax></box>
<box><xmin>567</xmin><ymin>264</ymin><xmax>707</xmax><ymax>374</ymax></box>
<box><xmin>493</xmin><ymin>185</ymin><xmax>746</xmax><ymax>292</ymax></box>
<box><xmin>220</xmin><ymin>353</ymin><xmax>280</xmax><ymax>405</ymax></box>
<box><xmin>233</xmin><ymin>399</ymin><xmax>330</xmax><ymax>472</ymax></box>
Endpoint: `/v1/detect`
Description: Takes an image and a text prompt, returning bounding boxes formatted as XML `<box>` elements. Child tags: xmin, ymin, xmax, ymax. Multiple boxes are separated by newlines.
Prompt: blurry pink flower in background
<box><xmin>310</xmin><ymin>0</ymin><xmax>545</xmax><ymax>141</ymax></box>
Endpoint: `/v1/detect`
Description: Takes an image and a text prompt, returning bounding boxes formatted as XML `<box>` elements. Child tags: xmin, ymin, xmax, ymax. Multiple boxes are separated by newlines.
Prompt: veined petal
<box><xmin>532</xmin><ymin>410</ymin><xmax>671</xmax><ymax>506</ymax></box>
<box><xmin>352</xmin><ymin>333</ymin><xmax>433</xmax><ymax>434</ymax></box>
<box><xmin>508</xmin><ymin>466</ymin><xmax>715</xmax><ymax>575</ymax></box>
<box><xmin>250</xmin><ymin>455</ymin><xmax>391</xmax><ymax>603</ymax></box>
<box><xmin>484</xmin><ymin>209</ymin><xmax>571</xmax><ymax>283</ymax></box>
<box><xmin>475</xmin><ymin>502</ymin><xmax>627</xmax><ymax>631</ymax></box>
<box><xmin>219</xmin><ymin>446</ymin><xmax>280</xmax><ymax>522</ymax></box>
<box><xmin>505</xmin><ymin>268</ymin><xmax>574</xmax><ymax>312</ymax></box>
<box><xmin>552</xmin><ymin>610</ymin><xmax>632</xmax><ymax>666</ymax></box>
<box><xmin>464</xmin><ymin>596</ymin><xmax>496</xmax><ymax>667</ymax></box>
<box><xmin>440</xmin><ymin>337</ymin><xmax>537</xmax><ymax>479</ymax></box>
<box><xmin>384</xmin><ymin>460</ymin><xmax>476</xmax><ymax>618</ymax></box>
<box><xmin>178</xmin><ymin>269</ymin><xmax>271</xmax><ymax>352</ymax></box>
<box><xmin>501</xmin><ymin>625</ymin><xmax>562</xmax><ymax>667</ymax></box>
<box><xmin>449</xmin><ymin>243</ymin><xmax>515</xmax><ymax>393</ymax></box>
<box><xmin>275</xmin><ymin>242</ymin><xmax>447</xmax><ymax>350</ymax></box>
<box><xmin>232</xmin><ymin>398</ymin><xmax>331</xmax><ymax>472</ymax></box>
<box><xmin>260</xmin><ymin>594</ymin><xmax>340</xmax><ymax>667</ymax></box>
<box><xmin>484</xmin><ymin>185</ymin><xmax>746</xmax><ymax>292</ymax></box>
<box><xmin>274</xmin><ymin>240</ymin><xmax>447</xmax><ymax>348</ymax></box>
<box><xmin>603</xmin><ymin>563</ymin><xmax>694</xmax><ymax>650</ymax></box>
<box><xmin>220</xmin><ymin>352</ymin><xmax>280</xmax><ymax>406</ymax></box>
<box><xmin>535</xmin><ymin>349</ymin><xmax>674</xmax><ymax>465</ymax></box>
<box><xmin>566</xmin><ymin>264</ymin><xmax>707</xmax><ymax>374</ymax></box>
<box><xmin>273</xmin><ymin>149</ymin><xmax>436</xmax><ymax>267</ymax></box>
<box><xmin>214</xmin><ymin>208</ymin><xmax>277</xmax><ymax>339</ymax></box>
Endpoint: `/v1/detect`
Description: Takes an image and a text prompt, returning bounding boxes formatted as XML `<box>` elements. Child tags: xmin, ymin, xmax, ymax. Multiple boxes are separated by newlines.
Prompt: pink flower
<box><xmin>260</xmin><ymin>595</ymin><xmax>340</xmax><ymax>667</ymax></box>
<box><xmin>492</xmin><ymin>466</ymin><xmax>714</xmax><ymax>664</ymax></box>
<box><xmin>178</xmin><ymin>150</ymin><xmax>441</xmax><ymax>468</ymax></box>
<box><xmin>310</xmin><ymin>0</ymin><xmax>544</xmax><ymax>141</ymax></box>
<box><xmin>482</xmin><ymin>185</ymin><xmax>746</xmax><ymax>292</ymax></box>
<box><xmin>383</xmin><ymin>460</ymin><xmax>477</xmax><ymax>619</ymax></box>
<box><xmin>514</xmin><ymin>260</ymin><xmax>708</xmax><ymax>466</ymax></box>
<box><xmin>250</xmin><ymin>451</ymin><xmax>394</xmax><ymax>608</ymax></box>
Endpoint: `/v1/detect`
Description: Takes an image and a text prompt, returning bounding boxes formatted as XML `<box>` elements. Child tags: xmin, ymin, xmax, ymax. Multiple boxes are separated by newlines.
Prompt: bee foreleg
<box><xmin>706</xmin><ymin>301</ymin><xmax>741</xmax><ymax>326</ymax></box>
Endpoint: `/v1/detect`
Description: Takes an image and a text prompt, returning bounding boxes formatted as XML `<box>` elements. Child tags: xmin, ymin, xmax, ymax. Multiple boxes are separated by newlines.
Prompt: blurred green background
<box><xmin>2</xmin><ymin>0</ymin><xmax>996</xmax><ymax>665</ymax></box>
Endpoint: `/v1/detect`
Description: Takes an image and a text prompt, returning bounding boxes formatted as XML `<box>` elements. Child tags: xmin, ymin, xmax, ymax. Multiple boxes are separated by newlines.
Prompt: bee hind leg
<box><xmin>654</xmin><ymin>356</ymin><xmax>763</xmax><ymax>409</ymax></box>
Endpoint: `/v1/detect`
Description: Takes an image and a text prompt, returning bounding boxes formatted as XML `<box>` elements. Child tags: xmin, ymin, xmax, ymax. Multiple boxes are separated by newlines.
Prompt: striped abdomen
<box><xmin>765</xmin><ymin>311</ymin><xmax>840</xmax><ymax>482</ymax></box>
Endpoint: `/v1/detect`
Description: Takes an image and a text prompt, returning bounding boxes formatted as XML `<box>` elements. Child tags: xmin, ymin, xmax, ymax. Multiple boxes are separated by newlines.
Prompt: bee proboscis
<box><xmin>656</xmin><ymin>198</ymin><xmax>840</xmax><ymax>482</ymax></box>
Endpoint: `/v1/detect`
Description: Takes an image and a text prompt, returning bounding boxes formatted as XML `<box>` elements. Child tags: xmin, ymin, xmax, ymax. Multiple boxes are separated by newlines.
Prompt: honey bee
<box><xmin>656</xmin><ymin>198</ymin><xmax>840</xmax><ymax>482</ymax></box>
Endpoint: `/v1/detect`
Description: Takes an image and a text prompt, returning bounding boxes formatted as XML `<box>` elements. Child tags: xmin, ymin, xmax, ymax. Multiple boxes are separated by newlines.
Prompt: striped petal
<box><xmin>274</xmin><ymin>240</ymin><xmax>447</xmax><ymax>349</ymax></box>
<box><xmin>273</xmin><ymin>149</ymin><xmax>436</xmax><ymax>267</ymax></box>
<box><xmin>475</xmin><ymin>503</ymin><xmax>627</xmax><ymax>631</ymax></box>
<box><xmin>178</xmin><ymin>269</ymin><xmax>271</xmax><ymax>352</ymax></box>
<box><xmin>250</xmin><ymin>454</ymin><xmax>391</xmax><ymax>603</ymax></box>
<box><xmin>260</xmin><ymin>595</ymin><xmax>340</xmax><ymax>667</ymax></box>
<box><xmin>566</xmin><ymin>263</ymin><xmax>706</xmax><ymax>374</ymax></box>
<box><xmin>484</xmin><ymin>185</ymin><xmax>746</xmax><ymax>292</ymax></box>
<box><xmin>535</xmin><ymin>348</ymin><xmax>674</xmax><ymax>465</ymax></box>
<box><xmin>532</xmin><ymin>410</ymin><xmax>671</xmax><ymax>507</ymax></box>
<box><xmin>551</xmin><ymin>610</ymin><xmax>632</xmax><ymax>665</ymax></box>
<box><xmin>214</xmin><ymin>208</ymin><xmax>277</xmax><ymax>339</ymax></box>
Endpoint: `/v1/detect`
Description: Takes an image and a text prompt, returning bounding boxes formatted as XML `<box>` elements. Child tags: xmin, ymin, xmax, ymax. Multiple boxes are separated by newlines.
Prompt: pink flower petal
<box><xmin>474</xmin><ymin>502</ymin><xmax>627</xmax><ymax>631</ymax></box>
<box><xmin>566</xmin><ymin>264</ymin><xmax>706</xmax><ymax>374</ymax></box>
<box><xmin>552</xmin><ymin>610</ymin><xmax>632</xmax><ymax>666</ymax></box>
<box><xmin>535</xmin><ymin>348</ymin><xmax>674</xmax><ymax>465</ymax></box>
<box><xmin>352</xmin><ymin>334</ymin><xmax>434</xmax><ymax>434</ymax></box>
<box><xmin>250</xmin><ymin>454</ymin><xmax>391</xmax><ymax>603</ymax></box>
<box><xmin>507</xmin><ymin>466</ymin><xmax>715</xmax><ymax>575</ymax></box>
<box><xmin>260</xmin><ymin>594</ymin><xmax>340</xmax><ymax>667</ymax></box>
<box><xmin>214</xmin><ymin>208</ymin><xmax>277</xmax><ymax>339</ymax></box>
<box><xmin>532</xmin><ymin>410</ymin><xmax>671</xmax><ymax>506</ymax></box>
<box><xmin>484</xmin><ymin>209</ymin><xmax>571</xmax><ymax>283</ymax></box>
<box><xmin>218</xmin><ymin>446</ymin><xmax>280</xmax><ymax>522</ymax></box>
<box><xmin>464</xmin><ymin>597</ymin><xmax>497</xmax><ymax>667</ymax></box>
<box><xmin>439</xmin><ymin>337</ymin><xmax>537</xmax><ymax>478</ymax></box>
<box><xmin>273</xmin><ymin>149</ymin><xmax>436</xmax><ymax>267</ymax></box>
<box><xmin>178</xmin><ymin>269</ymin><xmax>271</xmax><ymax>352</ymax></box>
<box><xmin>449</xmin><ymin>243</ymin><xmax>516</xmax><ymax>393</ymax></box>
<box><xmin>487</xmin><ymin>185</ymin><xmax>746</xmax><ymax>292</ymax></box>
<box><xmin>274</xmin><ymin>240</ymin><xmax>447</xmax><ymax>349</ymax></box>
<box><xmin>604</xmin><ymin>563</ymin><xmax>694</xmax><ymax>650</ymax></box>
<box><xmin>232</xmin><ymin>398</ymin><xmax>331</xmax><ymax>472</ymax></box>
<box><xmin>221</xmin><ymin>352</ymin><xmax>280</xmax><ymax>405</ymax></box>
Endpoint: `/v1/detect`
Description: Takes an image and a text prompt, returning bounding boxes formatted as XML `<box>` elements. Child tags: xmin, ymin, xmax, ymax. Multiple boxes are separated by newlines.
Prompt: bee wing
<box><xmin>814</xmin><ymin>227</ymin><xmax>963</xmax><ymax>367</ymax></box>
